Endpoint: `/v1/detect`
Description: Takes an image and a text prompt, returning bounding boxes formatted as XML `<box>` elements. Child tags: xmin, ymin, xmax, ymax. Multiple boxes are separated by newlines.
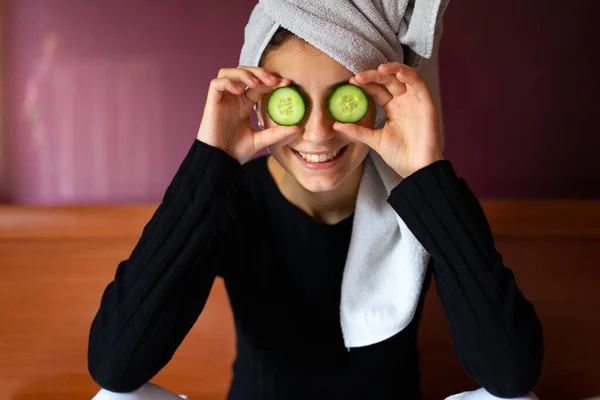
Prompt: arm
<box><xmin>88</xmin><ymin>139</ymin><xmax>245</xmax><ymax>392</ymax></box>
<box><xmin>387</xmin><ymin>160</ymin><xmax>543</xmax><ymax>398</ymax></box>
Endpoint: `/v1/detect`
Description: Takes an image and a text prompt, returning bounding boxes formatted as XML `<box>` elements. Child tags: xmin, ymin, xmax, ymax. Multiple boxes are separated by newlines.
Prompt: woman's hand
<box><xmin>333</xmin><ymin>62</ymin><xmax>444</xmax><ymax>178</ymax></box>
<box><xmin>197</xmin><ymin>67</ymin><xmax>301</xmax><ymax>164</ymax></box>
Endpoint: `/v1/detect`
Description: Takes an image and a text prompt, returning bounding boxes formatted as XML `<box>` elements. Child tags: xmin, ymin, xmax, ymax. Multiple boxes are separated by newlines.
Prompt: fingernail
<box><xmin>252</xmin><ymin>77</ymin><xmax>260</xmax><ymax>84</ymax></box>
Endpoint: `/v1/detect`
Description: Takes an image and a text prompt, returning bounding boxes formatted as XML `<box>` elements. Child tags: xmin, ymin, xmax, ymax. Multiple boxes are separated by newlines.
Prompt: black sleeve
<box><xmin>387</xmin><ymin>160</ymin><xmax>543</xmax><ymax>398</ymax></box>
<box><xmin>87</xmin><ymin>139</ymin><xmax>245</xmax><ymax>392</ymax></box>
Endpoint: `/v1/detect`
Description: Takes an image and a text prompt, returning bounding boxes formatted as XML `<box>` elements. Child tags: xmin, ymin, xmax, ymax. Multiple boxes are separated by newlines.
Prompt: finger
<box><xmin>218</xmin><ymin>67</ymin><xmax>277</xmax><ymax>87</ymax></box>
<box><xmin>237</xmin><ymin>66</ymin><xmax>283</xmax><ymax>86</ymax></box>
<box><xmin>207</xmin><ymin>77</ymin><xmax>246</xmax><ymax>104</ymax></box>
<box><xmin>377</xmin><ymin>62</ymin><xmax>417</xmax><ymax>76</ymax></box>
<box><xmin>395</xmin><ymin>68</ymin><xmax>432</xmax><ymax>100</ymax></box>
<box><xmin>349</xmin><ymin>78</ymin><xmax>393</xmax><ymax>106</ymax></box>
<box><xmin>354</xmin><ymin>69</ymin><xmax>407</xmax><ymax>97</ymax></box>
<box><xmin>236</xmin><ymin>66</ymin><xmax>297</xmax><ymax>105</ymax></box>
<box><xmin>384</xmin><ymin>63</ymin><xmax>431</xmax><ymax>99</ymax></box>
<box><xmin>253</xmin><ymin>125</ymin><xmax>301</xmax><ymax>152</ymax></box>
<box><xmin>333</xmin><ymin>122</ymin><xmax>380</xmax><ymax>151</ymax></box>
<box><xmin>216</xmin><ymin>68</ymin><xmax>260</xmax><ymax>89</ymax></box>
<box><xmin>245</xmin><ymin>78</ymin><xmax>290</xmax><ymax>104</ymax></box>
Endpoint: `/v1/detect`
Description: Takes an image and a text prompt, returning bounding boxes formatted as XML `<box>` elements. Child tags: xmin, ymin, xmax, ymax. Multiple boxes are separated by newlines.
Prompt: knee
<box><xmin>445</xmin><ymin>388</ymin><xmax>539</xmax><ymax>400</ymax></box>
<box><xmin>92</xmin><ymin>383</ymin><xmax>185</xmax><ymax>400</ymax></box>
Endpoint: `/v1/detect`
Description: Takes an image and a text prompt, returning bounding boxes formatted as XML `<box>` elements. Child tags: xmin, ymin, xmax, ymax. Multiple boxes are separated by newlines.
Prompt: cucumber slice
<box><xmin>327</xmin><ymin>84</ymin><xmax>368</xmax><ymax>123</ymax></box>
<box><xmin>267</xmin><ymin>86</ymin><xmax>306</xmax><ymax>126</ymax></box>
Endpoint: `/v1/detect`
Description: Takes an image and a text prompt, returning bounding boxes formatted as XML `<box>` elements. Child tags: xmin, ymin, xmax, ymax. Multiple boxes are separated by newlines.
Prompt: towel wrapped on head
<box><xmin>240</xmin><ymin>0</ymin><xmax>449</xmax><ymax>73</ymax></box>
<box><xmin>239</xmin><ymin>0</ymin><xmax>449</xmax><ymax>349</ymax></box>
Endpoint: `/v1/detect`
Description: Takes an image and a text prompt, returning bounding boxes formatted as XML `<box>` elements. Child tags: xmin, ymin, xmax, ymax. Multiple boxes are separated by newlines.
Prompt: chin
<box><xmin>271</xmin><ymin>143</ymin><xmax>369</xmax><ymax>193</ymax></box>
<box><xmin>296</xmin><ymin>174</ymin><xmax>345</xmax><ymax>193</ymax></box>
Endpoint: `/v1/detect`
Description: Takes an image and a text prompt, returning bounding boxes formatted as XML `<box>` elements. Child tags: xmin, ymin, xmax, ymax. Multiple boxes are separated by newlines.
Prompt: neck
<box><xmin>267</xmin><ymin>156</ymin><xmax>362</xmax><ymax>225</ymax></box>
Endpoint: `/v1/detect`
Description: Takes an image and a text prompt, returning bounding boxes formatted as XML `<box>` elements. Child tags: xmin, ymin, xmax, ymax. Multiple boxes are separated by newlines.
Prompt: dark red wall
<box><xmin>4</xmin><ymin>0</ymin><xmax>599</xmax><ymax>204</ymax></box>
<box><xmin>440</xmin><ymin>1</ymin><xmax>600</xmax><ymax>199</ymax></box>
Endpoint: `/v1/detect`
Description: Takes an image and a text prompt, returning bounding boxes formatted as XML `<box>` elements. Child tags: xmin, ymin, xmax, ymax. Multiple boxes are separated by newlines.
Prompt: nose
<box><xmin>300</xmin><ymin>102</ymin><xmax>335</xmax><ymax>144</ymax></box>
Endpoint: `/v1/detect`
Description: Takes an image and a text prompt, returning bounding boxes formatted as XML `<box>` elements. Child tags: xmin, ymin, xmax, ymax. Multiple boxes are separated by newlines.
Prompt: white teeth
<box><xmin>297</xmin><ymin>147</ymin><xmax>344</xmax><ymax>163</ymax></box>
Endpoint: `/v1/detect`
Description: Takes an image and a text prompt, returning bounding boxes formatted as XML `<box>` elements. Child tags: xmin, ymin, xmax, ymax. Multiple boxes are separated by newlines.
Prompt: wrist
<box><xmin>405</xmin><ymin>152</ymin><xmax>444</xmax><ymax>177</ymax></box>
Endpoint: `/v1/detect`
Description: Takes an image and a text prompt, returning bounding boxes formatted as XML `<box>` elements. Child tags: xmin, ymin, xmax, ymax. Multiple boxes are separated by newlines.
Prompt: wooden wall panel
<box><xmin>0</xmin><ymin>236</ymin><xmax>234</xmax><ymax>400</ymax></box>
<box><xmin>419</xmin><ymin>237</ymin><xmax>600</xmax><ymax>400</ymax></box>
<box><xmin>1</xmin><ymin>202</ymin><xmax>599</xmax><ymax>399</ymax></box>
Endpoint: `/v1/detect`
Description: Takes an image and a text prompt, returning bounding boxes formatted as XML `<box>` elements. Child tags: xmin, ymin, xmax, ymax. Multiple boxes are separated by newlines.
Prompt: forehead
<box><xmin>262</xmin><ymin>37</ymin><xmax>353</xmax><ymax>91</ymax></box>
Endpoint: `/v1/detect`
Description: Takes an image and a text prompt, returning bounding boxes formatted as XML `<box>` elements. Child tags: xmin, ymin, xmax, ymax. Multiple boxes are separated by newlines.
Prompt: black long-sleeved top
<box><xmin>88</xmin><ymin>139</ymin><xmax>543</xmax><ymax>399</ymax></box>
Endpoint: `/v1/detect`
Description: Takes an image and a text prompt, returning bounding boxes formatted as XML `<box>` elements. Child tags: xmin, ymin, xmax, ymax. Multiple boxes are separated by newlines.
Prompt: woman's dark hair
<box><xmin>258</xmin><ymin>27</ymin><xmax>296</xmax><ymax>67</ymax></box>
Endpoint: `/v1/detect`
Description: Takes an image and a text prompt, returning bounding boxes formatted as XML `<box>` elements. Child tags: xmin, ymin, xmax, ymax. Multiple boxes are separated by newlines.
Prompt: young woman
<box><xmin>88</xmin><ymin>24</ymin><xmax>542</xmax><ymax>400</ymax></box>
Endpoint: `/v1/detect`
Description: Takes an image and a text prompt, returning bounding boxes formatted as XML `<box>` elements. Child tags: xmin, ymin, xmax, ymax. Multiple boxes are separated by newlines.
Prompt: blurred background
<box><xmin>1</xmin><ymin>0</ymin><xmax>599</xmax><ymax>205</ymax></box>
<box><xmin>0</xmin><ymin>1</ymin><xmax>599</xmax><ymax>400</ymax></box>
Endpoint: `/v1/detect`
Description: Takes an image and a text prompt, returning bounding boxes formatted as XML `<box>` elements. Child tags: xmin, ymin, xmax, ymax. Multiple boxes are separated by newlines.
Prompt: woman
<box><xmin>88</xmin><ymin>3</ymin><xmax>543</xmax><ymax>399</ymax></box>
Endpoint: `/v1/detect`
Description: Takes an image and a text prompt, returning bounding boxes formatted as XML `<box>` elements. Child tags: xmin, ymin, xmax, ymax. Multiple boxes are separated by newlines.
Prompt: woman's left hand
<box><xmin>333</xmin><ymin>62</ymin><xmax>444</xmax><ymax>178</ymax></box>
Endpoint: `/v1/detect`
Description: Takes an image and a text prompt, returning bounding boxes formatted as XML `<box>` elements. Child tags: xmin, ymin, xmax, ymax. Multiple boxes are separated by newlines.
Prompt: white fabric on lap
<box><xmin>92</xmin><ymin>383</ymin><xmax>186</xmax><ymax>400</ymax></box>
<box><xmin>92</xmin><ymin>383</ymin><xmax>540</xmax><ymax>400</ymax></box>
<box><xmin>444</xmin><ymin>388</ymin><xmax>539</xmax><ymax>400</ymax></box>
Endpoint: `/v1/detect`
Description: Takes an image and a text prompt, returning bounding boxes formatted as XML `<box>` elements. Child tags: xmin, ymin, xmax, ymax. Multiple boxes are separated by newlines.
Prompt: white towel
<box><xmin>92</xmin><ymin>383</ymin><xmax>539</xmax><ymax>400</ymax></box>
<box><xmin>444</xmin><ymin>388</ymin><xmax>539</xmax><ymax>400</ymax></box>
<box><xmin>240</xmin><ymin>0</ymin><xmax>448</xmax><ymax>348</ymax></box>
<box><xmin>92</xmin><ymin>383</ymin><xmax>187</xmax><ymax>399</ymax></box>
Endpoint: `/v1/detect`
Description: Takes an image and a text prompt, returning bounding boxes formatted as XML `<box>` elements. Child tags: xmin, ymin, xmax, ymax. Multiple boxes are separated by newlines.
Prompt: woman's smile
<box><xmin>289</xmin><ymin>144</ymin><xmax>349</xmax><ymax>170</ymax></box>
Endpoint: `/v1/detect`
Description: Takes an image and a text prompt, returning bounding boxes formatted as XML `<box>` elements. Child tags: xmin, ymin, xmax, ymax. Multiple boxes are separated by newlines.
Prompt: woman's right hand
<box><xmin>197</xmin><ymin>67</ymin><xmax>300</xmax><ymax>164</ymax></box>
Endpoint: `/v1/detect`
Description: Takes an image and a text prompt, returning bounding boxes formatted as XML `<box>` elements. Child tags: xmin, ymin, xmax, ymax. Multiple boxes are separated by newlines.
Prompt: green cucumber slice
<box><xmin>267</xmin><ymin>86</ymin><xmax>306</xmax><ymax>126</ymax></box>
<box><xmin>327</xmin><ymin>84</ymin><xmax>368</xmax><ymax>123</ymax></box>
